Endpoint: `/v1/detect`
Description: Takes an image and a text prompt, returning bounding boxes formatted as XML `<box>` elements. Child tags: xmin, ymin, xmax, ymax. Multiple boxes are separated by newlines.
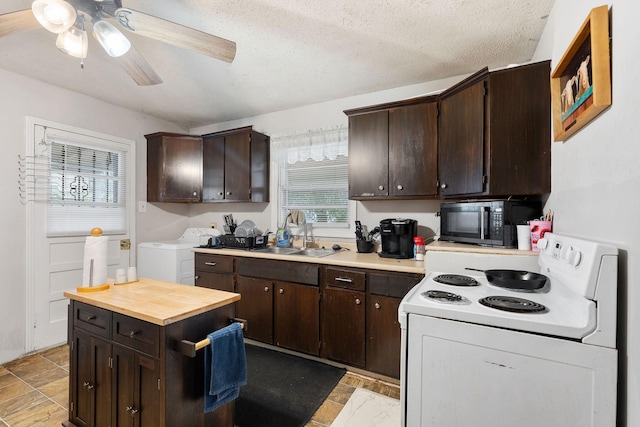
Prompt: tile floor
<box><xmin>0</xmin><ymin>345</ymin><xmax>399</xmax><ymax>427</ymax></box>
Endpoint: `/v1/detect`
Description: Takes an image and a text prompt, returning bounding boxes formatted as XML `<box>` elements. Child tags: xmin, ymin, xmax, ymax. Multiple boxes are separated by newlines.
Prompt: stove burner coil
<box><xmin>433</xmin><ymin>274</ymin><xmax>479</xmax><ymax>287</ymax></box>
<box><xmin>422</xmin><ymin>290</ymin><xmax>471</xmax><ymax>305</ymax></box>
<box><xmin>479</xmin><ymin>296</ymin><xmax>547</xmax><ymax>313</ymax></box>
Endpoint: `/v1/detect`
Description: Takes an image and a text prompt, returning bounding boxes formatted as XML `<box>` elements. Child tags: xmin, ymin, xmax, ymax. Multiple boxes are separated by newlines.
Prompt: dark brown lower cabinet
<box><xmin>367</xmin><ymin>295</ymin><xmax>402</xmax><ymax>378</ymax></box>
<box><xmin>65</xmin><ymin>300</ymin><xmax>235</xmax><ymax>427</ymax></box>
<box><xmin>274</xmin><ymin>281</ymin><xmax>320</xmax><ymax>355</ymax></box>
<box><xmin>322</xmin><ymin>287</ymin><xmax>366</xmax><ymax>367</ymax></box>
<box><xmin>235</xmin><ymin>276</ymin><xmax>273</xmax><ymax>343</ymax></box>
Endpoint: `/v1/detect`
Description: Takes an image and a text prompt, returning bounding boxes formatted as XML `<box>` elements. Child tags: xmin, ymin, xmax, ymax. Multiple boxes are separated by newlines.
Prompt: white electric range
<box><xmin>399</xmin><ymin>233</ymin><xmax>619</xmax><ymax>427</ymax></box>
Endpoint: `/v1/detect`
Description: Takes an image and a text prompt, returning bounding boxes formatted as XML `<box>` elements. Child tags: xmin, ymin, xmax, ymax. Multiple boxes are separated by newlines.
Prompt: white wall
<box><xmin>533</xmin><ymin>1</ymin><xmax>639</xmax><ymax>425</ymax></box>
<box><xmin>0</xmin><ymin>68</ymin><xmax>187</xmax><ymax>364</ymax></box>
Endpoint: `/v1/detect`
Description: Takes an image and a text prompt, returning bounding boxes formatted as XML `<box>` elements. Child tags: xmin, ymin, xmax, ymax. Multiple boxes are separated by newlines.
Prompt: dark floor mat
<box><xmin>235</xmin><ymin>344</ymin><xmax>345</xmax><ymax>427</ymax></box>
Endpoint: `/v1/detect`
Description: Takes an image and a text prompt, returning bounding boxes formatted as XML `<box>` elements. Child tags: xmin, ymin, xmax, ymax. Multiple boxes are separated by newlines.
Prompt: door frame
<box><xmin>24</xmin><ymin>116</ymin><xmax>137</xmax><ymax>352</ymax></box>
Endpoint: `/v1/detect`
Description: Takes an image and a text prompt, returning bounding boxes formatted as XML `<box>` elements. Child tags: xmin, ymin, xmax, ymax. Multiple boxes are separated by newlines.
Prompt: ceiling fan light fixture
<box><xmin>93</xmin><ymin>20</ymin><xmax>131</xmax><ymax>57</ymax></box>
<box><xmin>56</xmin><ymin>25</ymin><xmax>88</xmax><ymax>58</ymax></box>
<box><xmin>32</xmin><ymin>0</ymin><xmax>76</xmax><ymax>34</ymax></box>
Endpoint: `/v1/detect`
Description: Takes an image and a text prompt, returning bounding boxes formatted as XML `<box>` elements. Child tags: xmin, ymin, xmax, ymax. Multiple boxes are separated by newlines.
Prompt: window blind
<box><xmin>46</xmin><ymin>136</ymin><xmax>128</xmax><ymax>236</ymax></box>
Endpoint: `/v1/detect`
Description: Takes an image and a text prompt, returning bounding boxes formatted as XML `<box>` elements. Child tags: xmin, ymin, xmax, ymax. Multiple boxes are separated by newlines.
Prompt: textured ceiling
<box><xmin>0</xmin><ymin>0</ymin><xmax>554</xmax><ymax>128</ymax></box>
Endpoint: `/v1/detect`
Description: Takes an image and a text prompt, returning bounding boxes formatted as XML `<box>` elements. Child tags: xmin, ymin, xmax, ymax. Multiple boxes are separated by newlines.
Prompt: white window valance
<box><xmin>271</xmin><ymin>125</ymin><xmax>348</xmax><ymax>163</ymax></box>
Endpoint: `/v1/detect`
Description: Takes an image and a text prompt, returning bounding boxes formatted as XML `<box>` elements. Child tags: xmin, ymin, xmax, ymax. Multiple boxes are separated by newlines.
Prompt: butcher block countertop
<box><xmin>64</xmin><ymin>278</ymin><xmax>240</xmax><ymax>326</ymax></box>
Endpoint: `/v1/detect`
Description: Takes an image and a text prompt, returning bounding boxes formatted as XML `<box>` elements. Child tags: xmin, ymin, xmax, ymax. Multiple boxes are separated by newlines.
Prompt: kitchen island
<box><xmin>63</xmin><ymin>278</ymin><xmax>241</xmax><ymax>427</ymax></box>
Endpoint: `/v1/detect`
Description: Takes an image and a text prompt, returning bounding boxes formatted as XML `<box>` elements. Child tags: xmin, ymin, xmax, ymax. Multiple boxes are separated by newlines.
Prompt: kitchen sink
<box><xmin>252</xmin><ymin>247</ymin><xmax>337</xmax><ymax>258</ymax></box>
<box><xmin>253</xmin><ymin>247</ymin><xmax>302</xmax><ymax>255</ymax></box>
<box><xmin>290</xmin><ymin>248</ymin><xmax>337</xmax><ymax>258</ymax></box>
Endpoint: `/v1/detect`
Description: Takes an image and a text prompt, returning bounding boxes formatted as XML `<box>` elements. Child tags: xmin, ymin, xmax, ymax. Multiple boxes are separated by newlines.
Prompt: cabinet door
<box><xmin>389</xmin><ymin>102</ymin><xmax>438</xmax><ymax>197</ymax></box>
<box><xmin>236</xmin><ymin>276</ymin><xmax>273</xmax><ymax>343</ymax></box>
<box><xmin>202</xmin><ymin>135</ymin><xmax>226</xmax><ymax>201</ymax></box>
<box><xmin>274</xmin><ymin>281</ymin><xmax>320</xmax><ymax>355</ymax></box>
<box><xmin>72</xmin><ymin>329</ymin><xmax>112</xmax><ymax>427</ymax></box>
<box><xmin>112</xmin><ymin>346</ymin><xmax>161</xmax><ymax>427</ymax></box>
<box><xmin>322</xmin><ymin>287</ymin><xmax>366</xmax><ymax>367</ymax></box>
<box><xmin>195</xmin><ymin>271</ymin><xmax>234</xmax><ymax>292</ymax></box>
<box><xmin>367</xmin><ymin>295</ymin><xmax>401</xmax><ymax>378</ymax></box>
<box><xmin>348</xmin><ymin>111</ymin><xmax>389</xmax><ymax>198</ymax></box>
<box><xmin>146</xmin><ymin>133</ymin><xmax>202</xmax><ymax>202</ymax></box>
<box><xmin>224</xmin><ymin>132</ymin><xmax>252</xmax><ymax>201</ymax></box>
<box><xmin>438</xmin><ymin>79</ymin><xmax>486</xmax><ymax>196</ymax></box>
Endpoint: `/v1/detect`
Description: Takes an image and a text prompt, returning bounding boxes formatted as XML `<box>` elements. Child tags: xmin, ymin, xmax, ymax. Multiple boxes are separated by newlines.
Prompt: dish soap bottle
<box><xmin>276</xmin><ymin>214</ymin><xmax>292</xmax><ymax>248</ymax></box>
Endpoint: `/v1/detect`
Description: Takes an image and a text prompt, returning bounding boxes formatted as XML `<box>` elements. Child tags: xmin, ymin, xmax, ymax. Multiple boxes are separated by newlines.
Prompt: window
<box><xmin>41</xmin><ymin>128</ymin><xmax>130</xmax><ymax>237</ymax></box>
<box><xmin>272</xmin><ymin>126</ymin><xmax>351</xmax><ymax>233</ymax></box>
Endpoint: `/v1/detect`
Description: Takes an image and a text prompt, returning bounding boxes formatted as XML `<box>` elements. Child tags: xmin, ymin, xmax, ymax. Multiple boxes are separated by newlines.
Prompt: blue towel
<box><xmin>204</xmin><ymin>322</ymin><xmax>247</xmax><ymax>413</ymax></box>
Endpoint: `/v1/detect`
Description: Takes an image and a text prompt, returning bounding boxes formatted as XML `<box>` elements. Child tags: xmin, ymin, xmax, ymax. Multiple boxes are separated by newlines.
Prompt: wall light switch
<box><xmin>138</xmin><ymin>201</ymin><xmax>147</xmax><ymax>213</ymax></box>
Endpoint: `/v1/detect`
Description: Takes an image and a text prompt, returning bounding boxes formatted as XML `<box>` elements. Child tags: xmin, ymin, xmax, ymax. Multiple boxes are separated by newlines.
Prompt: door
<box><xmin>274</xmin><ymin>281</ymin><xmax>320</xmax><ymax>355</ymax></box>
<box><xmin>235</xmin><ymin>276</ymin><xmax>273</xmax><ymax>343</ymax></box>
<box><xmin>26</xmin><ymin>118</ymin><xmax>134</xmax><ymax>351</ymax></box>
<box><xmin>438</xmin><ymin>78</ymin><xmax>486</xmax><ymax>196</ymax></box>
<box><xmin>224</xmin><ymin>132</ymin><xmax>251</xmax><ymax>201</ymax></box>
<box><xmin>347</xmin><ymin>111</ymin><xmax>389</xmax><ymax>198</ymax></box>
<box><xmin>366</xmin><ymin>295</ymin><xmax>401</xmax><ymax>377</ymax></box>
<box><xmin>322</xmin><ymin>287</ymin><xmax>365</xmax><ymax>367</ymax></box>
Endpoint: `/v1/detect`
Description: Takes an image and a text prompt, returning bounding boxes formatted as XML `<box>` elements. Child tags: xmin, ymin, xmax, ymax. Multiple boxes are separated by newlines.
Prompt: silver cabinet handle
<box><xmin>264</xmin><ymin>287</ymin><xmax>269</xmax><ymax>292</ymax></box>
<box><xmin>195</xmin><ymin>275</ymin><xmax>199</xmax><ymax>280</ymax></box>
<box><xmin>397</xmin><ymin>185</ymin><xmax>403</xmax><ymax>190</ymax></box>
<box><xmin>226</xmin><ymin>191</ymin><xmax>232</xmax><ymax>195</ymax></box>
<box><xmin>192</xmin><ymin>191</ymin><xmax>197</xmax><ymax>196</ymax></box>
<box><xmin>378</xmin><ymin>185</ymin><xmax>384</xmax><ymax>191</ymax></box>
<box><xmin>204</xmin><ymin>262</ymin><xmax>217</xmax><ymax>266</ymax></box>
<box><xmin>126</xmin><ymin>406</ymin><xmax>138</xmax><ymax>416</ymax></box>
<box><xmin>279</xmin><ymin>288</ymin><xmax>284</xmax><ymax>294</ymax></box>
<box><xmin>86</xmin><ymin>315</ymin><xmax>96</xmax><ymax>321</ymax></box>
<box><xmin>83</xmin><ymin>381</ymin><xmax>94</xmax><ymax>390</ymax></box>
<box><xmin>129</xmin><ymin>330</ymin><xmax>137</xmax><ymax>339</ymax></box>
<box><xmin>375</xmin><ymin>302</ymin><xmax>381</xmax><ymax>309</ymax></box>
<box><xmin>355</xmin><ymin>298</ymin><xmax>361</xmax><ymax>305</ymax></box>
<box><xmin>335</xmin><ymin>277</ymin><xmax>353</xmax><ymax>283</ymax></box>
<box><xmin>440</xmin><ymin>183</ymin><xmax>447</xmax><ymax>189</ymax></box>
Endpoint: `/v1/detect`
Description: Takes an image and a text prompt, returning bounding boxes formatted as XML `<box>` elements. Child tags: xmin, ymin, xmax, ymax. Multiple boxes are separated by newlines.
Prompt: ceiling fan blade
<box><xmin>0</xmin><ymin>9</ymin><xmax>41</xmax><ymax>38</ymax></box>
<box><xmin>114</xmin><ymin>8</ymin><xmax>236</xmax><ymax>63</ymax></box>
<box><xmin>114</xmin><ymin>44</ymin><xmax>162</xmax><ymax>86</ymax></box>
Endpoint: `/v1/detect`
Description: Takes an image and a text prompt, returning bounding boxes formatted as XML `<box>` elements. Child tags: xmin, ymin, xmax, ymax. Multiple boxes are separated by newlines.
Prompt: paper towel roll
<box><xmin>82</xmin><ymin>235</ymin><xmax>108</xmax><ymax>287</ymax></box>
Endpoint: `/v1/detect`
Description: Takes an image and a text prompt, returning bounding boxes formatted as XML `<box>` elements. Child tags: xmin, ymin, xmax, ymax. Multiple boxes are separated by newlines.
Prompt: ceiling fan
<box><xmin>0</xmin><ymin>0</ymin><xmax>236</xmax><ymax>85</ymax></box>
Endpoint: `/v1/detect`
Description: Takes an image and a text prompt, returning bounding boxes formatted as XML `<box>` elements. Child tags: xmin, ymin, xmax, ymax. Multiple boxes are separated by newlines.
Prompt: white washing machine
<box><xmin>137</xmin><ymin>227</ymin><xmax>220</xmax><ymax>285</ymax></box>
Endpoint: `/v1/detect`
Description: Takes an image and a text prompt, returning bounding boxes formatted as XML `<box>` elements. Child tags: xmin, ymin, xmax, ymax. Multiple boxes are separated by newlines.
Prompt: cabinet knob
<box><xmin>218</xmin><ymin>192</ymin><xmax>223</xmax><ymax>196</ymax></box>
<box><xmin>397</xmin><ymin>185</ymin><xmax>403</xmax><ymax>190</ymax></box>
<box><xmin>226</xmin><ymin>191</ymin><xmax>232</xmax><ymax>195</ymax></box>
<box><xmin>279</xmin><ymin>288</ymin><xmax>284</xmax><ymax>294</ymax></box>
<box><xmin>355</xmin><ymin>298</ymin><xmax>361</xmax><ymax>305</ymax></box>
<box><xmin>83</xmin><ymin>381</ymin><xmax>94</xmax><ymax>390</ymax></box>
<box><xmin>129</xmin><ymin>330</ymin><xmax>137</xmax><ymax>339</ymax></box>
<box><xmin>378</xmin><ymin>185</ymin><xmax>385</xmax><ymax>191</ymax></box>
<box><xmin>375</xmin><ymin>302</ymin><xmax>381</xmax><ymax>309</ymax></box>
<box><xmin>440</xmin><ymin>183</ymin><xmax>447</xmax><ymax>189</ymax></box>
<box><xmin>192</xmin><ymin>191</ymin><xmax>197</xmax><ymax>196</ymax></box>
<box><xmin>195</xmin><ymin>275</ymin><xmax>199</xmax><ymax>280</ymax></box>
<box><xmin>264</xmin><ymin>287</ymin><xmax>269</xmax><ymax>292</ymax></box>
<box><xmin>126</xmin><ymin>406</ymin><xmax>138</xmax><ymax>416</ymax></box>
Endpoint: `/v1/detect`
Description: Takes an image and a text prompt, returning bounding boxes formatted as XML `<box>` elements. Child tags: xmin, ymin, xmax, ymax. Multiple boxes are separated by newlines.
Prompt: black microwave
<box><xmin>439</xmin><ymin>200</ymin><xmax>541</xmax><ymax>248</ymax></box>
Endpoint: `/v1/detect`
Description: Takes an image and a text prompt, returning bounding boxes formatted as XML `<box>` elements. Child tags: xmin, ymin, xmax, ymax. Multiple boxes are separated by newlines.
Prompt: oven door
<box><xmin>403</xmin><ymin>314</ymin><xmax>617</xmax><ymax>427</ymax></box>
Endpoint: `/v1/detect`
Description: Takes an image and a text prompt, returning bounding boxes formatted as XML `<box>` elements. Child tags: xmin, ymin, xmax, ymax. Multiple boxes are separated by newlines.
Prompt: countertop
<box><xmin>193</xmin><ymin>241</ymin><xmax>537</xmax><ymax>275</ymax></box>
<box><xmin>64</xmin><ymin>277</ymin><xmax>240</xmax><ymax>326</ymax></box>
<box><xmin>193</xmin><ymin>246</ymin><xmax>427</xmax><ymax>274</ymax></box>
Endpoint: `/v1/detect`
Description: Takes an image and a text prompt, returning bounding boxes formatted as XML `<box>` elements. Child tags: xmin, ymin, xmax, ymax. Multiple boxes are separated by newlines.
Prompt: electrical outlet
<box><xmin>138</xmin><ymin>201</ymin><xmax>147</xmax><ymax>213</ymax></box>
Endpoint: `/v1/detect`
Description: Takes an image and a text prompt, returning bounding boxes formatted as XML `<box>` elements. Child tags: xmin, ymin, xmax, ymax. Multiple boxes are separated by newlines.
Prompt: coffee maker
<box><xmin>379</xmin><ymin>218</ymin><xmax>417</xmax><ymax>259</ymax></box>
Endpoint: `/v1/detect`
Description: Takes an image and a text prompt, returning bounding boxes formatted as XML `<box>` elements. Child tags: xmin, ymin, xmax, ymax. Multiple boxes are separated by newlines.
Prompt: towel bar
<box><xmin>178</xmin><ymin>318</ymin><xmax>247</xmax><ymax>358</ymax></box>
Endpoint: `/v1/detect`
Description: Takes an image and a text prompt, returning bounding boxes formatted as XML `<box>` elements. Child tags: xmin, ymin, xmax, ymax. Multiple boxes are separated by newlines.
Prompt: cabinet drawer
<box><xmin>368</xmin><ymin>271</ymin><xmax>424</xmax><ymax>298</ymax></box>
<box><xmin>195</xmin><ymin>253</ymin><xmax>234</xmax><ymax>273</ymax></box>
<box><xmin>325</xmin><ymin>267</ymin><xmax>365</xmax><ymax>291</ymax></box>
<box><xmin>112</xmin><ymin>313</ymin><xmax>160</xmax><ymax>357</ymax></box>
<box><xmin>73</xmin><ymin>301</ymin><xmax>111</xmax><ymax>338</ymax></box>
<box><xmin>238</xmin><ymin>258</ymin><xmax>319</xmax><ymax>286</ymax></box>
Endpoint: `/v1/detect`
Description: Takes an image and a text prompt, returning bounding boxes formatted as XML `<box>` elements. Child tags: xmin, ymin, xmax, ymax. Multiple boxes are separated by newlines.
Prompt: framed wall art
<box><xmin>550</xmin><ymin>5</ymin><xmax>611</xmax><ymax>142</ymax></box>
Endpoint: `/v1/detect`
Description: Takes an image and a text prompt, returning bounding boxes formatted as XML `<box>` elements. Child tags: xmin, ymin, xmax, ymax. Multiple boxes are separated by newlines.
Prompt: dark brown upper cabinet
<box><xmin>202</xmin><ymin>126</ymin><xmax>270</xmax><ymax>203</ymax></box>
<box><xmin>146</xmin><ymin>132</ymin><xmax>203</xmax><ymax>203</ymax></box>
<box><xmin>438</xmin><ymin>60</ymin><xmax>551</xmax><ymax>198</ymax></box>
<box><xmin>345</xmin><ymin>96</ymin><xmax>439</xmax><ymax>200</ymax></box>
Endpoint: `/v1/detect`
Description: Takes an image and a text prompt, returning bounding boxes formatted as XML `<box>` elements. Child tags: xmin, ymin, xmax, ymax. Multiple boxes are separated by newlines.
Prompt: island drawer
<box><xmin>325</xmin><ymin>267</ymin><xmax>366</xmax><ymax>291</ymax></box>
<box><xmin>112</xmin><ymin>313</ymin><xmax>160</xmax><ymax>357</ymax></box>
<box><xmin>195</xmin><ymin>253</ymin><xmax>234</xmax><ymax>274</ymax></box>
<box><xmin>72</xmin><ymin>301</ymin><xmax>111</xmax><ymax>338</ymax></box>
